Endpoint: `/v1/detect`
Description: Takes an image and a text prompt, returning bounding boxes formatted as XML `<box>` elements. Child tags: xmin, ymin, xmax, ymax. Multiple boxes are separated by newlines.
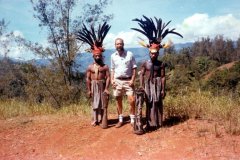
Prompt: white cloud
<box><xmin>3</xmin><ymin>13</ymin><xmax>240</xmax><ymax>60</ymax></box>
<box><xmin>104</xmin><ymin>31</ymin><xmax>141</xmax><ymax>49</ymax></box>
<box><xmin>12</xmin><ymin>30</ymin><xmax>24</xmax><ymax>37</ymax></box>
<box><xmin>0</xmin><ymin>30</ymin><xmax>35</xmax><ymax>60</ymax></box>
<box><xmin>176</xmin><ymin>13</ymin><xmax>240</xmax><ymax>43</ymax></box>
<box><xmin>104</xmin><ymin>13</ymin><xmax>240</xmax><ymax>48</ymax></box>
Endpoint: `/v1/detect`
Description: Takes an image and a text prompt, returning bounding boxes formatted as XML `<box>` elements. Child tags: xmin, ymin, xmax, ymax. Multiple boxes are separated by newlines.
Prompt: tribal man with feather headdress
<box><xmin>76</xmin><ymin>22</ymin><xmax>111</xmax><ymax>128</ymax></box>
<box><xmin>131</xmin><ymin>15</ymin><xmax>183</xmax><ymax>131</ymax></box>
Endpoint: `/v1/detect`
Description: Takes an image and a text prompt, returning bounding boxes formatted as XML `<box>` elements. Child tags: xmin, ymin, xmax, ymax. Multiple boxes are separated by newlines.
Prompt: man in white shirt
<box><xmin>111</xmin><ymin>38</ymin><xmax>137</xmax><ymax>128</ymax></box>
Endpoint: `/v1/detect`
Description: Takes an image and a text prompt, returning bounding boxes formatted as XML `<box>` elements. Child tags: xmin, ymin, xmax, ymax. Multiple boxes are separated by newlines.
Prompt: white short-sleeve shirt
<box><xmin>111</xmin><ymin>50</ymin><xmax>137</xmax><ymax>79</ymax></box>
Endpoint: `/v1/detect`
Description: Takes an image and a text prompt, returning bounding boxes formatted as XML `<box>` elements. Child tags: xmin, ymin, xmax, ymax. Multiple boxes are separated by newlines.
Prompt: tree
<box><xmin>225</xmin><ymin>39</ymin><xmax>235</xmax><ymax>62</ymax></box>
<box><xmin>15</xmin><ymin>0</ymin><xmax>113</xmax><ymax>106</ymax></box>
<box><xmin>0</xmin><ymin>19</ymin><xmax>11</xmax><ymax>58</ymax></box>
<box><xmin>24</xmin><ymin>0</ymin><xmax>112</xmax><ymax>86</ymax></box>
<box><xmin>0</xmin><ymin>19</ymin><xmax>27</xmax><ymax>99</ymax></box>
<box><xmin>162</xmin><ymin>46</ymin><xmax>177</xmax><ymax>70</ymax></box>
<box><xmin>0</xmin><ymin>19</ymin><xmax>7</xmax><ymax>36</ymax></box>
<box><xmin>191</xmin><ymin>37</ymin><xmax>212</xmax><ymax>58</ymax></box>
<box><xmin>211</xmin><ymin>35</ymin><xmax>227</xmax><ymax>64</ymax></box>
<box><xmin>235</xmin><ymin>36</ymin><xmax>240</xmax><ymax>60</ymax></box>
<box><xmin>176</xmin><ymin>47</ymin><xmax>192</xmax><ymax>67</ymax></box>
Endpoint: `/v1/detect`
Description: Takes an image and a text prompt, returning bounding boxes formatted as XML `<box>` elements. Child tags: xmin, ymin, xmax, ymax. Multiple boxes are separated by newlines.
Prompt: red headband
<box><xmin>92</xmin><ymin>45</ymin><xmax>104</xmax><ymax>55</ymax></box>
<box><xmin>149</xmin><ymin>43</ymin><xmax>161</xmax><ymax>53</ymax></box>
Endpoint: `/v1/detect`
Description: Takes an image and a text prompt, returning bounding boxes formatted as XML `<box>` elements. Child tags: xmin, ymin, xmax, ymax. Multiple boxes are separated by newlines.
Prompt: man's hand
<box><xmin>129</xmin><ymin>80</ymin><xmax>134</xmax><ymax>87</ymax></box>
<box><xmin>103</xmin><ymin>89</ymin><xmax>109</xmax><ymax>95</ymax></box>
<box><xmin>87</xmin><ymin>91</ymin><xmax>92</xmax><ymax>98</ymax></box>
<box><xmin>139</xmin><ymin>86</ymin><xmax>144</xmax><ymax>91</ymax></box>
<box><xmin>111</xmin><ymin>80</ymin><xmax>117</xmax><ymax>88</ymax></box>
<box><xmin>161</xmin><ymin>90</ymin><xmax>165</xmax><ymax>99</ymax></box>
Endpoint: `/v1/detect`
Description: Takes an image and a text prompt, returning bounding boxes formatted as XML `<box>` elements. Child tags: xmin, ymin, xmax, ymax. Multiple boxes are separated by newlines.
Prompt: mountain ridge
<box><xmin>1</xmin><ymin>43</ymin><xmax>193</xmax><ymax>72</ymax></box>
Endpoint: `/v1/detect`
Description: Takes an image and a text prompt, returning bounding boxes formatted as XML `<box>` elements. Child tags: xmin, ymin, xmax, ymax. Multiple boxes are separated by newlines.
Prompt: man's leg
<box><xmin>115</xmin><ymin>96</ymin><xmax>123</xmax><ymax>128</ymax></box>
<box><xmin>100</xmin><ymin>92</ymin><xmax>109</xmax><ymax>129</ymax></box>
<box><xmin>116</xmin><ymin>96</ymin><xmax>123</xmax><ymax>115</ymax></box>
<box><xmin>91</xmin><ymin>109</ymin><xmax>98</xmax><ymax>126</ymax></box>
<box><xmin>128</xmin><ymin>95</ymin><xmax>135</xmax><ymax>125</ymax></box>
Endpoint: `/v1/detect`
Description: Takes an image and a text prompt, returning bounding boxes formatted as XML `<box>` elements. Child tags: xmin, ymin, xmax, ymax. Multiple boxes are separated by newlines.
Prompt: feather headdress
<box><xmin>131</xmin><ymin>15</ymin><xmax>183</xmax><ymax>53</ymax></box>
<box><xmin>76</xmin><ymin>22</ymin><xmax>111</xmax><ymax>55</ymax></box>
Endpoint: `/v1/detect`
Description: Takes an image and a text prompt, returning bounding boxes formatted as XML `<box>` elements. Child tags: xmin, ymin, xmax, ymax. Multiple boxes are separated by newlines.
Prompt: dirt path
<box><xmin>0</xmin><ymin>114</ymin><xmax>240</xmax><ymax>160</ymax></box>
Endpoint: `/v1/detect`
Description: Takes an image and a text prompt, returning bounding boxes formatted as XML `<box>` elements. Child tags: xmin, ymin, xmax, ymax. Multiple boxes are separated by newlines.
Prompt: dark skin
<box><xmin>140</xmin><ymin>51</ymin><xmax>166</xmax><ymax>98</ymax></box>
<box><xmin>86</xmin><ymin>53</ymin><xmax>110</xmax><ymax>98</ymax></box>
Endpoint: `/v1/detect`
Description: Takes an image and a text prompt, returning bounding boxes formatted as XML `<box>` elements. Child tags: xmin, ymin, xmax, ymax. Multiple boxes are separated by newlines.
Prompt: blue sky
<box><xmin>1</xmin><ymin>0</ymin><xmax>240</xmax><ymax>59</ymax></box>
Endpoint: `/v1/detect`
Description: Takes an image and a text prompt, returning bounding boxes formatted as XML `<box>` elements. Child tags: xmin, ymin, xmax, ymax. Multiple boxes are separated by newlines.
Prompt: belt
<box><xmin>116</xmin><ymin>77</ymin><xmax>131</xmax><ymax>80</ymax></box>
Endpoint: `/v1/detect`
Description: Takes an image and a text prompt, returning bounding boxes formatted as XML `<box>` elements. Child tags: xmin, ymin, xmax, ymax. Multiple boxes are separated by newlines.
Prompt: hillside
<box><xmin>204</xmin><ymin>61</ymin><xmax>238</xmax><ymax>80</ymax></box>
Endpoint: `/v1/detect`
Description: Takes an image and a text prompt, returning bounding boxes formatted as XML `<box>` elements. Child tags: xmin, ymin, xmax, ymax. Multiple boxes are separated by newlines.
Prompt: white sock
<box><xmin>130</xmin><ymin>114</ymin><xmax>135</xmax><ymax>123</ymax></box>
<box><xmin>119</xmin><ymin>114</ymin><xmax>123</xmax><ymax>122</ymax></box>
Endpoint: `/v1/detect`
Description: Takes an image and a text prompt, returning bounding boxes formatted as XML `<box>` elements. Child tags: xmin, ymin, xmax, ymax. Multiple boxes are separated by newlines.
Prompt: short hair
<box><xmin>115</xmin><ymin>38</ymin><xmax>124</xmax><ymax>44</ymax></box>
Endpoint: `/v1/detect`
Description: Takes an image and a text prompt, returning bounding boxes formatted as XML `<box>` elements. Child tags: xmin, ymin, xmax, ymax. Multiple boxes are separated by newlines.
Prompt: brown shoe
<box><xmin>115</xmin><ymin>122</ymin><xmax>123</xmax><ymax>128</ymax></box>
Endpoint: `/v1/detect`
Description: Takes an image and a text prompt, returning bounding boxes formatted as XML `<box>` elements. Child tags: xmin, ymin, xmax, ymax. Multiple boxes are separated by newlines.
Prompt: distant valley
<box><xmin>4</xmin><ymin>43</ymin><xmax>193</xmax><ymax>73</ymax></box>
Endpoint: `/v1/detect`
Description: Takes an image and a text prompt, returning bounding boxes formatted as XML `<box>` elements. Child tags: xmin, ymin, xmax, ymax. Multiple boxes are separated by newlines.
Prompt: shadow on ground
<box><xmin>163</xmin><ymin>115</ymin><xmax>189</xmax><ymax>127</ymax></box>
<box><xmin>108</xmin><ymin>115</ymin><xmax>189</xmax><ymax>129</ymax></box>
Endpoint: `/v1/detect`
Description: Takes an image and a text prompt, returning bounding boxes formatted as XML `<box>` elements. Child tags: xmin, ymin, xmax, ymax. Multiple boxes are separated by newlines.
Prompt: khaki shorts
<box><xmin>113</xmin><ymin>79</ymin><xmax>134</xmax><ymax>97</ymax></box>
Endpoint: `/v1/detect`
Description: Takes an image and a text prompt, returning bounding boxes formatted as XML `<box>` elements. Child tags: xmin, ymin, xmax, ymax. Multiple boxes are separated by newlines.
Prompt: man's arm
<box><xmin>86</xmin><ymin>66</ymin><xmax>92</xmax><ymax>97</ymax></box>
<box><xmin>110</xmin><ymin>70</ymin><xmax>114</xmax><ymax>83</ymax></box>
<box><xmin>111</xmin><ymin>70</ymin><xmax>117</xmax><ymax>88</ymax></box>
<box><xmin>110</xmin><ymin>55</ymin><xmax>116</xmax><ymax>87</ymax></box>
<box><xmin>130</xmin><ymin>53</ymin><xmax>137</xmax><ymax>87</ymax></box>
<box><xmin>140</xmin><ymin>62</ymin><xmax>146</xmax><ymax>89</ymax></box>
<box><xmin>104</xmin><ymin>66</ymin><xmax>110</xmax><ymax>94</ymax></box>
<box><xmin>161</xmin><ymin>63</ymin><xmax>166</xmax><ymax>98</ymax></box>
<box><xmin>129</xmin><ymin>68</ymin><xmax>136</xmax><ymax>87</ymax></box>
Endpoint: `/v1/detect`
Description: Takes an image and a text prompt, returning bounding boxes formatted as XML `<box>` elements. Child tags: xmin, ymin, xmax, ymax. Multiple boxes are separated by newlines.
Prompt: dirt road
<box><xmin>0</xmin><ymin>114</ymin><xmax>239</xmax><ymax>160</ymax></box>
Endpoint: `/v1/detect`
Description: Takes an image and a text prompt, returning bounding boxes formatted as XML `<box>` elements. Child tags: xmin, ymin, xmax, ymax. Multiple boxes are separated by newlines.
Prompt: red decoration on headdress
<box><xmin>92</xmin><ymin>44</ymin><xmax>104</xmax><ymax>55</ymax></box>
<box><xmin>149</xmin><ymin>43</ymin><xmax>161</xmax><ymax>53</ymax></box>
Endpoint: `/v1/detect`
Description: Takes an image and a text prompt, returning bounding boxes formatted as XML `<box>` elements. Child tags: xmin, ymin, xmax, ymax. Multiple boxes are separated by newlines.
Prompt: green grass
<box><xmin>164</xmin><ymin>91</ymin><xmax>240</xmax><ymax>135</ymax></box>
<box><xmin>0</xmin><ymin>99</ymin><xmax>56</xmax><ymax>119</ymax></box>
<box><xmin>0</xmin><ymin>98</ymin><xmax>119</xmax><ymax>119</ymax></box>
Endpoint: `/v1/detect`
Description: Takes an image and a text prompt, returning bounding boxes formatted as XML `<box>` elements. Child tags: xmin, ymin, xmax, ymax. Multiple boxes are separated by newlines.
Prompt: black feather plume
<box><xmin>131</xmin><ymin>15</ymin><xmax>183</xmax><ymax>44</ymax></box>
<box><xmin>76</xmin><ymin>22</ymin><xmax>111</xmax><ymax>50</ymax></box>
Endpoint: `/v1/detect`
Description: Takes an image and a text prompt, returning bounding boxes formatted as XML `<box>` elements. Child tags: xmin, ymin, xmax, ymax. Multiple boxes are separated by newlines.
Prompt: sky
<box><xmin>1</xmin><ymin>0</ymin><xmax>240</xmax><ymax>60</ymax></box>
